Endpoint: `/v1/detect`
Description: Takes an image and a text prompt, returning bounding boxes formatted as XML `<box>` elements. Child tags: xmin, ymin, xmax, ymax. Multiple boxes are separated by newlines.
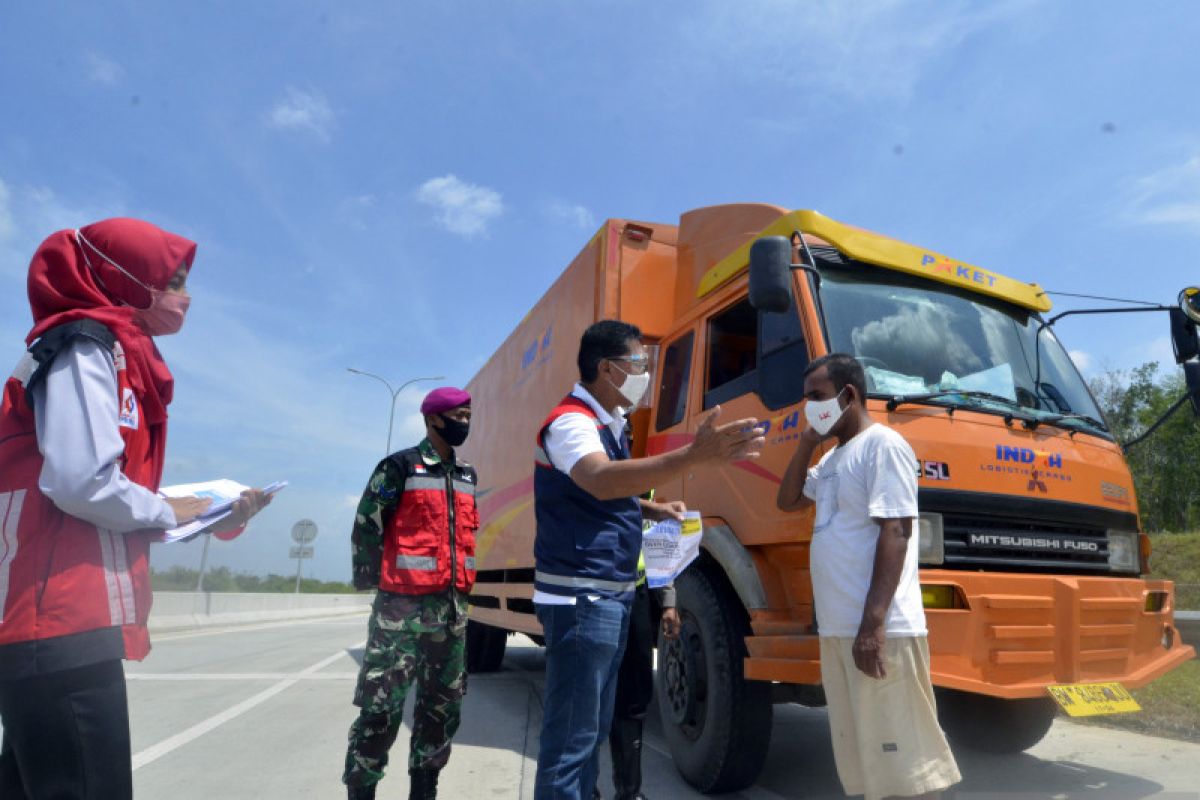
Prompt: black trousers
<box><xmin>0</xmin><ymin>659</ymin><xmax>132</xmax><ymax>800</ymax></box>
<box><xmin>613</xmin><ymin>584</ymin><xmax>657</xmax><ymax>721</ymax></box>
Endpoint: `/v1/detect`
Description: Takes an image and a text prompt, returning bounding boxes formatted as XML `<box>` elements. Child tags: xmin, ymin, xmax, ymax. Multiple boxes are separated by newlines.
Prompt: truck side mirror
<box><xmin>748</xmin><ymin>236</ymin><xmax>793</xmax><ymax>313</ymax></box>
<box><xmin>1180</xmin><ymin>287</ymin><xmax>1200</xmax><ymax>323</ymax></box>
<box><xmin>1186</xmin><ymin>361</ymin><xmax>1200</xmax><ymax>417</ymax></box>
<box><xmin>1170</xmin><ymin>308</ymin><xmax>1199</xmax><ymax>363</ymax></box>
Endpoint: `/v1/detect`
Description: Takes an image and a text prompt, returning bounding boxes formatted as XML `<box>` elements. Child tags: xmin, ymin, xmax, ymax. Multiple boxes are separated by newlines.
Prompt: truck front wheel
<box><xmin>657</xmin><ymin>565</ymin><xmax>772</xmax><ymax>793</ymax></box>
<box><xmin>937</xmin><ymin>689</ymin><xmax>1058</xmax><ymax>753</ymax></box>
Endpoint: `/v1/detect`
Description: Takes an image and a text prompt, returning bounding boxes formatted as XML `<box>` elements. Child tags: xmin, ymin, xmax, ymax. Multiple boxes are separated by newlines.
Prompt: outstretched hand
<box><xmin>690</xmin><ymin>405</ymin><xmax>765</xmax><ymax>463</ymax></box>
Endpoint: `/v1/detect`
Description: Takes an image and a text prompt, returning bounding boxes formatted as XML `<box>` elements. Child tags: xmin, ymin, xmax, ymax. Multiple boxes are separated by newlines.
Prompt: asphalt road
<box><xmin>4</xmin><ymin>612</ymin><xmax>1198</xmax><ymax>799</ymax></box>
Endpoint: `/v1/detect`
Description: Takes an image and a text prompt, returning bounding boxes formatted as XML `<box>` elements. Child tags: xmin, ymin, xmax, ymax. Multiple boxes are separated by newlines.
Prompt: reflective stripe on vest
<box><xmin>405</xmin><ymin>474</ymin><xmax>476</xmax><ymax>496</ymax></box>
<box><xmin>0</xmin><ymin>489</ymin><xmax>25</xmax><ymax>624</ymax></box>
<box><xmin>396</xmin><ymin>555</ymin><xmax>438</xmax><ymax>571</ymax></box>
<box><xmin>534</xmin><ymin>570</ymin><xmax>637</xmax><ymax>594</ymax></box>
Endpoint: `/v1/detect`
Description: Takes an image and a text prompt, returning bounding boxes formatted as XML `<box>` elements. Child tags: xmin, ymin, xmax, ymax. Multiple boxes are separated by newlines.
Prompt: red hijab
<box><xmin>25</xmin><ymin>218</ymin><xmax>197</xmax><ymax>430</ymax></box>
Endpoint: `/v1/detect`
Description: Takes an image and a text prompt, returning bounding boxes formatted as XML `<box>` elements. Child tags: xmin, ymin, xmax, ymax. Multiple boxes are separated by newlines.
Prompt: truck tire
<box><xmin>466</xmin><ymin>619</ymin><xmax>508</xmax><ymax>673</ymax></box>
<box><xmin>657</xmin><ymin>565</ymin><xmax>773</xmax><ymax>793</ymax></box>
<box><xmin>936</xmin><ymin>689</ymin><xmax>1057</xmax><ymax>753</ymax></box>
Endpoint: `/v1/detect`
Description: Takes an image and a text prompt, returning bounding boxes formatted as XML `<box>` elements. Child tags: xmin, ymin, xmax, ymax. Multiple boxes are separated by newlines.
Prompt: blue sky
<box><xmin>2</xmin><ymin>1</ymin><xmax>1198</xmax><ymax>581</ymax></box>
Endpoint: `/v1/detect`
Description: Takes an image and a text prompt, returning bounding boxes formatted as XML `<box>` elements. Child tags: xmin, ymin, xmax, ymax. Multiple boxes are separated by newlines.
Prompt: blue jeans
<box><xmin>534</xmin><ymin>596</ymin><xmax>631</xmax><ymax>800</ymax></box>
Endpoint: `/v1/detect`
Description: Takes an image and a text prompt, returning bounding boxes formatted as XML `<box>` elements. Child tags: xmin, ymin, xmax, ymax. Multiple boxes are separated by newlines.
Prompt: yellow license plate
<box><xmin>1046</xmin><ymin>682</ymin><xmax>1141</xmax><ymax>717</ymax></box>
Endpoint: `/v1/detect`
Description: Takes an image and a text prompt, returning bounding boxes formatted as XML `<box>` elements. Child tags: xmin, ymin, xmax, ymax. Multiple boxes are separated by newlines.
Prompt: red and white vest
<box><xmin>0</xmin><ymin>332</ymin><xmax>159</xmax><ymax>669</ymax></box>
<box><xmin>379</xmin><ymin>446</ymin><xmax>479</xmax><ymax>595</ymax></box>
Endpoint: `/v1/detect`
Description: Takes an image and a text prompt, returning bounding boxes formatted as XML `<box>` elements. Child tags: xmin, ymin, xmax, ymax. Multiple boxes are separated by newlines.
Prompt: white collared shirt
<box><xmin>534</xmin><ymin>383</ymin><xmax>628</xmax><ymax>606</ymax></box>
<box><xmin>542</xmin><ymin>383</ymin><xmax>627</xmax><ymax>474</ymax></box>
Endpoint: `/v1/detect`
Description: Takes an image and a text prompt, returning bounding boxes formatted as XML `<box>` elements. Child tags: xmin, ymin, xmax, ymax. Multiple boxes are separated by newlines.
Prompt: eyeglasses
<box><xmin>609</xmin><ymin>355</ymin><xmax>650</xmax><ymax>375</ymax></box>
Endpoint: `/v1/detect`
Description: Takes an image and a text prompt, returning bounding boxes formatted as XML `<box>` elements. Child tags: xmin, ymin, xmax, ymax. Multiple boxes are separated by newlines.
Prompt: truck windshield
<box><xmin>816</xmin><ymin>259</ymin><xmax>1109</xmax><ymax>437</ymax></box>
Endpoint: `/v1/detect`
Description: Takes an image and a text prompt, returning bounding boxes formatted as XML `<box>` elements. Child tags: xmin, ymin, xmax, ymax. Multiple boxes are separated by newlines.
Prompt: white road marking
<box><xmin>128</xmin><ymin>672</ymin><xmax>360</xmax><ymax>681</ymax></box>
<box><xmin>150</xmin><ymin>612</ymin><xmax>368</xmax><ymax>642</ymax></box>
<box><xmin>131</xmin><ymin>643</ymin><xmax>363</xmax><ymax>771</ymax></box>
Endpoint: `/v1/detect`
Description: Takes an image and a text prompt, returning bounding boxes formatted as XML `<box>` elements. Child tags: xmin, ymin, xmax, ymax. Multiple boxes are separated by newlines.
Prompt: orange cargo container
<box><xmin>460</xmin><ymin>203</ymin><xmax>1196</xmax><ymax>793</ymax></box>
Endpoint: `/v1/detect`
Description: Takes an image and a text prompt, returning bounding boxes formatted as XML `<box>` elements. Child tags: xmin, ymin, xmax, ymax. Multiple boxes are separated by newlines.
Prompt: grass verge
<box><xmin>1070</xmin><ymin>532</ymin><xmax>1199</xmax><ymax>742</ymax></box>
<box><xmin>1077</xmin><ymin>659</ymin><xmax>1200</xmax><ymax>743</ymax></box>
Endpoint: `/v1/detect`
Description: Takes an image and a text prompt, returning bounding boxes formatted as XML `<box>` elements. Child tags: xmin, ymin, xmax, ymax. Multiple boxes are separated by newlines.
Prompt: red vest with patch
<box><xmin>0</xmin><ymin>338</ymin><xmax>159</xmax><ymax>662</ymax></box>
<box><xmin>380</xmin><ymin>448</ymin><xmax>479</xmax><ymax>595</ymax></box>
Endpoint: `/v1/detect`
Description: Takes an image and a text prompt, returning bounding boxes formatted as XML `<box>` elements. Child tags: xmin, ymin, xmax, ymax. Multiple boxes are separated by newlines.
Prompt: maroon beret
<box><xmin>420</xmin><ymin>386</ymin><xmax>471</xmax><ymax>415</ymax></box>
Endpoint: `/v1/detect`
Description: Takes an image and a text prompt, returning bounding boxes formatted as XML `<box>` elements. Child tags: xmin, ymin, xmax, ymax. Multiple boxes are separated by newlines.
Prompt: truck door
<box><xmin>687</xmin><ymin>290</ymin><xmax>810</xmax><ymax>543</ymax></box>
<box><xmin>647</xmin><ymin>329</ymin><xmax>697</xmax><ymax>506</ymax></box>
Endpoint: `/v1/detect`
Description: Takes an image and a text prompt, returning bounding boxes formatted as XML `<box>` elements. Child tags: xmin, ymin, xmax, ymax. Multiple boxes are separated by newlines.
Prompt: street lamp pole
<box><xmin>346</xmin><ymin>369</ymin><xmax>445</xmax><ymax>453</ymax></box>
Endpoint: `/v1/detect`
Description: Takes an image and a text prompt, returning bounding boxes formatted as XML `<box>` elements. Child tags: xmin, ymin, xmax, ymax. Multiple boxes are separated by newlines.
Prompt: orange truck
<box><xmin>460</xmin><ymin>203</ymin><xmax>1198</xmax><ymax>793</ymax></box>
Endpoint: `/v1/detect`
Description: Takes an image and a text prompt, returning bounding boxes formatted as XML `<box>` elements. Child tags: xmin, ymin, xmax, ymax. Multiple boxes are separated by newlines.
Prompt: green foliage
<box><xmin>150</xmin><ymin>565</ymin><xmax>358</xmax><ymax>594</ymax></box>
<box><xmin>1147</xmin><ymin>531</ymin><xmax>1200</xmax><ymax>609</ymax></box>
<box><xmin>1089</xmin><ymin>363</ymin><xmax>1200</xmax><ymax>532</ymax></box>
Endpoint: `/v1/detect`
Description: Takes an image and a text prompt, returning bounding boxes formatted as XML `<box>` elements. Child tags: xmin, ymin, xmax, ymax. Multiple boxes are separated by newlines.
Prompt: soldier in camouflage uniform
<box><xmin>344</xmin><ymin>387</ymin><xmax>480</xmax><ymax>800</ymax></box>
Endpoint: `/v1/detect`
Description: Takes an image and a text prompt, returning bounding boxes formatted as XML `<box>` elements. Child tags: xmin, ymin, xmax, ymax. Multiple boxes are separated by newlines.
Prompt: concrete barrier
<box><xmin>149</xmin><ymin>591</ymin><xmax>372</xmax><ymax>632</ymax></box>
<box><xmin>1176</xmin><ymin>610</ymin><xmax>1200</xmax><ymax>648</ymax></box>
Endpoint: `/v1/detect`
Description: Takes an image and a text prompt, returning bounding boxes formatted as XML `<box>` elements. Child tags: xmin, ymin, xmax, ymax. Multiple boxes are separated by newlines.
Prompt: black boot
<box><xmin>346</xmin><ymin>782</ymin><xmax>376</xmax><ymax>800</ymax></box>
<box><xmin>408</xmin><ymin>767</ymin><xmax>439</xmax><ymax>800</ymax></box>
<box><xmin>610</xmin><ymin>718</ymin><xmax>647</xmax><ymax>800</ymax></box>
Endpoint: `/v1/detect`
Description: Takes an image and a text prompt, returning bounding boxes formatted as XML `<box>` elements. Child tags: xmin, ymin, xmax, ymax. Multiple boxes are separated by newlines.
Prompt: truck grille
<box><xmin>942</xmin><ymin>513</ymin><xmax>1110</xmax><ymax>572</ymax></box>
<box><xmin>917</xmin><ymin>489</ymin><xmax>1137</xmax><ymax>576</ymax></box>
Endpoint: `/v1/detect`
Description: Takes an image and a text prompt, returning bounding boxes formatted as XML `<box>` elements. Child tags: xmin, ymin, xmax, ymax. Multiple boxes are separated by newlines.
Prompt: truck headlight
<box><xmin>918</xmin><ymin>512</ymin><xmax>944</xmax><ymax>565</ymax></box>
<box><xmin>1107</xmin><ymin>530</ymin><xmax>1138</xmax><ymax>573</ymax></box>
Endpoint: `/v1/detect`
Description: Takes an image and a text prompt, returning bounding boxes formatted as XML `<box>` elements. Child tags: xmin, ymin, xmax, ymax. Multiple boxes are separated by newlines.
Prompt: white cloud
<box><xmin>266</xmin><ymin>87</ymin><xmax>336</xmax><ymax>142</ymax></box>
<box><xmin>85</xmin><ymin>52</ymin><xmax>124</xmax><ymax>85</ymax></box>
<box><xmin>1068</xmin><ymin>349</ymin><xmax>1093</xmax><ymax>374</ymax></box>
<box><xmin>416</xmin><ymin>174</ymin><xmax>504</xmax><ymax>238</ymax></box>
<box><xmin>1127</xmin><ymin>154</ymin><xmax>1200</xmax><ymax>235</ymax></box>
<box><xmin>0</xmin><ymin>177</ymin><xmax>113</xmax><ymax>280</ymax></box>
<box><xmin>547</xmin><ymin>200</ymin><xmax>596</xmax><ymax>230</ymax></box>
<box><xmin>678</xmin><ymin>0</ymin><xmax>1039</xmax><ymax>104</ymax></box>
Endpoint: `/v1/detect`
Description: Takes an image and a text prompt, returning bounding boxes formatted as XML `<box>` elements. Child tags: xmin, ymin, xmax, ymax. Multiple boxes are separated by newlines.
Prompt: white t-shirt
<box><xmin>803</xmin><ymin>423</ymin><xmax>926</xmax><ymax>638</ymax></box>
<box><xmin>534</xmin><ymin>383</ymin><xmax>628</xmax><ymax>606</ymax></box>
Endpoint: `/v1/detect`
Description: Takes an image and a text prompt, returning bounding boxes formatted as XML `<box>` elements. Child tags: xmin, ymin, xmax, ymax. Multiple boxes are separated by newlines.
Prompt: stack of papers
<box><xmin>159</xmin><ymin>479</ymin><xmax>287</xmax><ymax>543</ymax></box>
<box><xmin>643</xmin><ymin>511</ymin><xmax>703</xmax><ymax>588</ymax></box>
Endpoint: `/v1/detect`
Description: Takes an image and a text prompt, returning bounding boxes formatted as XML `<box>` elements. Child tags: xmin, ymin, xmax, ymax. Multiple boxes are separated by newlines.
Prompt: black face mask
<box><xmin>437</xmin><ymin>415</ymin><xmax>470</xmax><ymax>447</ymax></box>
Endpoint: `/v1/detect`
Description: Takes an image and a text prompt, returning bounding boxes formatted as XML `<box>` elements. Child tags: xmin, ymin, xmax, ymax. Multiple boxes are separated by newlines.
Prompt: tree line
<box><xmin>151</xmin><ymin>564</ymin><xmax>358</xmax><ymax>594</ymax></box>
<box><xmin>1089</xmin><ymin>362</ymin><xmax>1200</xmax><ymax>533</ymax></box>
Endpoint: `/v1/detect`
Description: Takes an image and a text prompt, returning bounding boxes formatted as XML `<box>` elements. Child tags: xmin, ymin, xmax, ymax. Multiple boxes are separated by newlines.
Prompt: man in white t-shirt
<box><xmin>776</xmin><ymin>353</ymin><xmax>960</xmax><ymax>800</ymax></box>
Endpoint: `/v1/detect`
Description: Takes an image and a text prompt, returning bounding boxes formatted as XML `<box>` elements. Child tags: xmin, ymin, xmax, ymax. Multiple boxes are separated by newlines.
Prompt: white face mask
<box><xmin>805</xmin><ymin>387</ymin><xmax>847</xmax><ymax>436</ymax></box>
<box><xmin>610</xmin><ymin>365</ymin><xmax>651</xmax><ymax>408</ymax></box>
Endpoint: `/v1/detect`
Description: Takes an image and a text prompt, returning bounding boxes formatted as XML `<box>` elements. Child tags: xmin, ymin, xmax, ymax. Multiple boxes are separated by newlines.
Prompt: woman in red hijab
<box><xmin>0</xmin><ymin>218</ymin><xmax>270</xmax><ymax>799</ymax></box>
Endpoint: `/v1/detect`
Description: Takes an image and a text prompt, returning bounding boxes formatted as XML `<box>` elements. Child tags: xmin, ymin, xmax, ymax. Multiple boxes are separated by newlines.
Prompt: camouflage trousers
<box><xmin>343</xmin><ymin>591</ymin><xmax>468</xmax><ymax>788</ymax></box>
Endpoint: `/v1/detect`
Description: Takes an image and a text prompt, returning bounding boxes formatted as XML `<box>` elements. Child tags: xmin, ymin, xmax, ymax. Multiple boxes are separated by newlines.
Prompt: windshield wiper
<box><xmin>884</xmin><ymin>389</ymin><xmax>1024</xmax><ymax>412</ymax></box>
<box><xmin>883</xmin><ymin>390</ymin><xmax>1045</xmax><ymax>426</ymax></box>
<box><xmin>1027</xmin><ymin>412</ymin><xmax>1109</xmax><ymax>432</ymax></box>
